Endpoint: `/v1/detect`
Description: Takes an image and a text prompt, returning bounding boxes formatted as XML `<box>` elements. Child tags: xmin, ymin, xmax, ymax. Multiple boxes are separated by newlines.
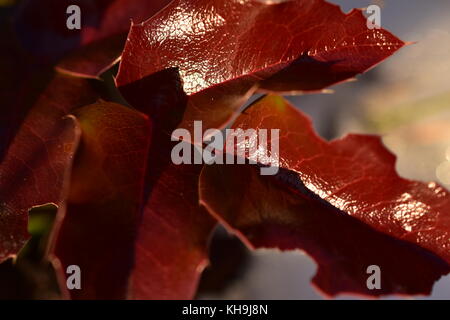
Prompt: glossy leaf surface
<box><xmin>199</xmin><ymin>95</ymin><xmax>450</xmax><ymax>296</ymax></box>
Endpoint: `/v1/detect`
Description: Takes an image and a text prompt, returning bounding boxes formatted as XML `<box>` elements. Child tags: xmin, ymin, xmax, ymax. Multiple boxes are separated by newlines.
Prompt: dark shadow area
<box><xmin>196</xmin><ymin>227</ymin><xmax>249</xmax><ymax>297</ymax></box>
<box><xmin>0</xmin><ymin>204</ymin><xmax>60</xmax><ymax>299</ymax></box>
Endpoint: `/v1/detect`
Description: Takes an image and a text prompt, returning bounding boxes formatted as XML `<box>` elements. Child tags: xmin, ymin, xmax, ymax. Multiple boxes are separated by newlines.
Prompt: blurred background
<box><xmin>199</xmin><ymin>0</ymin><xmax>450</xmax><ymax>300</ymax></box>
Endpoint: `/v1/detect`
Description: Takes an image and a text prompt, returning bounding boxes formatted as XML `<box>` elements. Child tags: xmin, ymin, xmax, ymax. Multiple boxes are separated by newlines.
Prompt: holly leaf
<box><xmin>199</xmin><ymin>95</ymin><xmax>450</xmax><ymax>297</ymax></box>
<box><xmin>0</xmin><ymin>15</ymin><xmax>100</xmax><ymax>263</ymax></box>
<box><xmin>131</xmin><ymin>162</ymin><xmax>215</xmax><ymax>299</ymax></box>
<box><xmin>48</xmin><ymin>101</ymin><xmax>151</xmax><ymax>299</ymax></box>
<box><xmin>117</xmin><ymin>0</ymin><xmax>405</xmax><ymax>134</ymax></box>
<box><xmin>1</xmin><ymin>22</ymin><xmax>213</xmax><ymax>298</ymax></box>
<box><xmin>14</xmin><ymin>0</ymin><xmax>172</xmax><ymax>77</ymax></box>
<box><xmin>0</xmin><ymin>73</ymin><xmax>99</xmax><ymax>263</ymax></box>
<box><xmin>127</xmin><ymin>84</ymin><xmax>215</xmax><ymax>299</ymax></box>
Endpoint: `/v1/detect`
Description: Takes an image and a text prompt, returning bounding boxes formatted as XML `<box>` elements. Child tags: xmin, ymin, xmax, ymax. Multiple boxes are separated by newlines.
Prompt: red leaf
<box><xmin>117</xmin><ymin>0</ymin><xmax>405</xmax><ymax>134</ymax></box>
<box><xmin>131</xmin><ymin>163</ymin><xmax>214</xmax><ymax>299</ymax></box>
<box><xmin>128</xmin><ymin>88</ymin><xmax>215</xmax><ymax>299</ymax></box>
<box><xmin>48</xmin><ymin>101</ymin><xmax>151</xmax><ymax>299</ymax></box>
<box><xmin>0</xmin><ymin>74</ymin><xmax>99</xmax><ymax>262</ymax></box>
<box><xmin>14</xmin><ymin>0</ymin><xmax>172</xmax><ymax>77</ymax></box>
<box><xmin>199</xmin><ymin>95</ymin><xmax>450</xmax><ymax>297</ymax></box>
<box><xmin>2</xmin><ymin>33</ymin><xmax>213</xmax><ymax>298</ymax></box>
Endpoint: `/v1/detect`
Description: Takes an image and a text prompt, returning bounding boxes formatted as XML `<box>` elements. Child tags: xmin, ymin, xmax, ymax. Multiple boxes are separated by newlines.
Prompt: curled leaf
<box><xmin>0</xmin><ymin>74</ymin><xmax>99</xmax><ymax>262</ymax></box>
<box><xmin>199</xmin><ymin>95</ymin><xmax>450</xmax><ymax>297</ymax></box>
<box><xmin>49</xmin><ymin>101</ymin><xmax>152</xmax><ymax>299</ymax></box>
<box><xmin>128</xmin><ymin>86</ymin><xmax>215</xmax><ymax>299</ymax></box>
<box><xmin>117</xmin><ymin>0</ymin><xmax>405</xmax><ymax>133</ymax></box>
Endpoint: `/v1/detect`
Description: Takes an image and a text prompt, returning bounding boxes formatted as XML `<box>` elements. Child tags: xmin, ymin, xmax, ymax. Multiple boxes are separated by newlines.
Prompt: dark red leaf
<box><xmin>117</xmin><ymin>0</ymin><xmax>405</xmax><ymax>134</ymax></box>
<box><xmin>128</xmin><ymin>84</ymin><xmax>215</xmax><ymax>299</ymax></box>
<box><xmin>0</xmin><ymin>74</ymin><xmax>99</xmax><ymax>262</ymax></box>
<box><xmin>1</xmin><ymin>42</ymin><xmax>212</xmax><ymax>299</ymax></box>
<box><xmin>199</xmin><ymin>95</ymin><xmax>450</xmax><ymax>297</ymax></box>
<box><xmin>130</xmin><ymin>163</ymin><xmax>215</xmax><ymax>299</ymax></box>
<box><xmin>48</xmin><ymin>101</ymin><xmax>151</xmax><ymax>299</ymax></box>
<box><xmin>14</xmin><ymin>0</ymin><xmax>172</xmax><ymax>77</ymax></box>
